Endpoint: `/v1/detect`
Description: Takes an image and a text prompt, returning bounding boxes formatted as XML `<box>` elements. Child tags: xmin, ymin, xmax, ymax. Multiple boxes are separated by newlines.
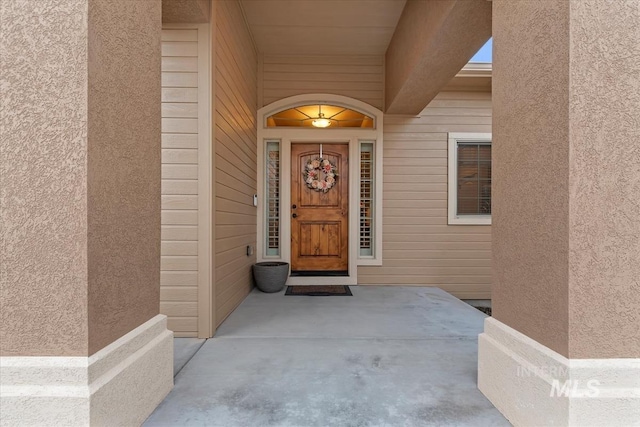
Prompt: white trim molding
<box><xmin>256</xmin><ymin>94</ymin><xmax>384</xmax><ymax>285</ymax></box>
<box><xmin>0</xmin><ymin>315</ymin><xmax>173</xmax><ymax>426</ymax></box>
<box><xmin>479</xmin><ymin>317</ymin><xmax>640</xmax><ymax>426</ymax></box>
<box><xmin>458</xmin><ymin>62</ymin><xmax>492</xmax><ymax>77</ymax></box>
<box><xmin>447</xmin><ymin>132</ymin><xmax>492</xmax><ymax>225</ymax></box>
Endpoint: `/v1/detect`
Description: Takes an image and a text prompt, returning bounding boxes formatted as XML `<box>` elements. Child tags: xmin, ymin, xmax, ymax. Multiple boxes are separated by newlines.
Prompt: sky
<box><xmin>470</xmin><ymin>38</ymin><xmax>492</xmax><ymax>63</ymax></box>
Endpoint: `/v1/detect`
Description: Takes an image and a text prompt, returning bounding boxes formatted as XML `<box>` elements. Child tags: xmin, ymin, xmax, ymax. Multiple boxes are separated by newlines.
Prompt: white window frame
<box><xmin>448</xmin><ymin>132</ymin><xmax>492</xmax><ymax>225</ymax></box>
<box><xmin>264</xmin><ymin>140</ymin><xmax>281</xmax><ymax>257</ymax></box>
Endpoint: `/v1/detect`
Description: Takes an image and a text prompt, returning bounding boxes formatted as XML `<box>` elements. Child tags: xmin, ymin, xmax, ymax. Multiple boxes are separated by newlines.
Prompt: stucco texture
<box><xmin>493</xmin><ymin>0</ymin><xmax>640</xmax><ymax>359</ymax></box>
<box><xmin>1</xmin><ymin>0</ymin><xmax>162</xmax><ymax>357</ymax></box>
<box><xmin>87</xmin><ymin>0</ymin><xmax>162</xmax><ymax>355</ymax></box>
<box><xmin>162</xmin><ymin>0</ymin><xmax>210</xmax><ymax>23</ymax></box>
<box><xmin>1</xmin><ymin>0</ymin><xmax>90</xmax><ymax>356</ymax></box>
<box><xmin>567</xmin><ymin>0</ymin><xmax>640</xmax><ymax>359</ymax></box>
<box><xmin>492</xmin><ymin>0</ymin><xmax>571</xmax><ymax>357</ymax></box>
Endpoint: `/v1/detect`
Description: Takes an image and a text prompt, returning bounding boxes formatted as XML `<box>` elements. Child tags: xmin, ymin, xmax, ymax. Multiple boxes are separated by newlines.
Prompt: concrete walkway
<box><xmin>145</xmin><ymin>286</ymin><xmax>510</xmax><ymax>427</ymax></box>
<box><xmin>173</xmin><ymin>338</ymin><xmax>207</xmax><ymax>377</ymax></box>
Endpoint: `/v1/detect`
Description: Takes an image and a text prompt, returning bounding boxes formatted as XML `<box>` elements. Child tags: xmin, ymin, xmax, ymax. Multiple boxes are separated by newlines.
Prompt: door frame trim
<box><xmin>256</xmin><ymin>94</ymin><xmax>384</xmax><ymax>285</ymax></box>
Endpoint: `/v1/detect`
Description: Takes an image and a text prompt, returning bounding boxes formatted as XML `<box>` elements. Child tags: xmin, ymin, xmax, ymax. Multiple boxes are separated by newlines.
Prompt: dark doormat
<box><xmin>285</xmin><ymin>285</ymin><xmax>353</xmax><ymax>296</ymax></box>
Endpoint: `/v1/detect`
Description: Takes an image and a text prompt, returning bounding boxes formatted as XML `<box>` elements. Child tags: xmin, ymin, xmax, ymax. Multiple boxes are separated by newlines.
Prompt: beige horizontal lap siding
<box><xmin>358</xmin><ymin>91</ymin><xmax>493</xmax><ymax>299</ymax></box>
<box><xmin>161</xmin><ymin>28</ymin><xmax>200</xmax><ymax>337</ymax></box>
<box><xmin>260</xmin><ymin>55</ymin><xmax>384</xmax><ymax>110</ymax></box>
<box><xmin>215</xmin><ymin>0</ymin><xmax>257</xmax><ymax>327</ymax></box>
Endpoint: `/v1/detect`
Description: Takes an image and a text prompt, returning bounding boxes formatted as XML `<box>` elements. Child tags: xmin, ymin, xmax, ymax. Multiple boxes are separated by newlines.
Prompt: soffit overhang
<box><xmin>385</xmin><ymin>0</ymin><xmax>492</xmax><ymax>114</ymax></box>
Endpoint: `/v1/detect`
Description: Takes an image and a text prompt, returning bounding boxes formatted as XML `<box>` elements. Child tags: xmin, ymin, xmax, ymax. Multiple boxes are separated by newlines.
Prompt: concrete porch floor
<box><xmin>145</xmin><ymin>286</ymin><xmax>510</xmax><ymax>426</ymax></box>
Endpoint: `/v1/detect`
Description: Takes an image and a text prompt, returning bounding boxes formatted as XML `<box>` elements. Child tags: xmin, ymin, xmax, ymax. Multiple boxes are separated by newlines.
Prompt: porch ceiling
<box><xmin>239</xmin><ymin>0</ymin><xmax>407</xmax><ymax>55</ymax></box>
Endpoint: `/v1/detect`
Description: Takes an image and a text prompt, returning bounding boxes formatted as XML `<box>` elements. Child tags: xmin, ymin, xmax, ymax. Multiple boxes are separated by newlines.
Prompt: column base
<box><xmin>478</xmin><ymin>317</ymin><xmax>640</xmax><ymax>426</ymax></box>
<box><xmin>1</xmin><ymin>315</ymin><xmax>173</xmax><ymax>426</ymax></box>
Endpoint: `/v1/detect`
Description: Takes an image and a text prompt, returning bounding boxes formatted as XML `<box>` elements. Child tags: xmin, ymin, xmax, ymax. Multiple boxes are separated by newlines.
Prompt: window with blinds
<box><xmin>265</xmin><ymin>141</ymin><xmax>280</xmax><ymax>256</ymax></box>
<box><xmin>448</xmin><ymin>133</ymin><xmax>491</xmax><ymax>225</ymax></box>
<box><xmin>457</xmin><ymin>143</ymin><xmax>491</xmax><ymax>215</ymax></box>
<box><xmin>360</xmin><ymin>142</ymin><xmax>374</xmax><ymax>257</ymax></box>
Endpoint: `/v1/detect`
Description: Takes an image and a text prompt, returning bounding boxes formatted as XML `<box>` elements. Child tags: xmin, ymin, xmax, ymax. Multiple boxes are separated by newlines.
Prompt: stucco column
<box><xmin>0</xmin><ymin>1</ymin><xmax>172</xmax><ymax>425</ymax></box>
<box><xmin>478</xmin><ymin>1</ymin><xmax>640</xmax><ymax>425</ymax></box>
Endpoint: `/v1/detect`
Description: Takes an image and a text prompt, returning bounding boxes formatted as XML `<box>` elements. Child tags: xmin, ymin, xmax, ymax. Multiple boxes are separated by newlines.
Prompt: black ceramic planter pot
<box><xmin>252</xmin><ymin>262</ymin><xmax>289</xmax><ymax>293</ymax></box>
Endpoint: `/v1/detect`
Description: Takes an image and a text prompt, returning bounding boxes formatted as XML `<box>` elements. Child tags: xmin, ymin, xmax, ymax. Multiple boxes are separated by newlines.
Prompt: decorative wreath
<box><xmin>304</xmin><ymin>157</ymin><xmax>338</xmax><ymax>193</ymax></box>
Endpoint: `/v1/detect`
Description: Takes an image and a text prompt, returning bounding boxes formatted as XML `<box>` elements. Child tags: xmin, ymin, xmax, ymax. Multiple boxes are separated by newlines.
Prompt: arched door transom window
<box><xmin>266</xmin><ymin>104</ymin><xmax>374</xmax><ymax>128</ymax></box>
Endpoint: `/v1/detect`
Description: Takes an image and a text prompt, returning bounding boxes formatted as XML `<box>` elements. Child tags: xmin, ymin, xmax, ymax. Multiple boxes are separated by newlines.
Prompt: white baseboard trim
<box><xmin>478</xmin><ymin>317</ymin><xmax>640</xmax><ymax>426</ymax></box>
<box><xmin>1</xmin><ymin>314</ymin><xmax>173</xmax><ymax>426</ymax></box>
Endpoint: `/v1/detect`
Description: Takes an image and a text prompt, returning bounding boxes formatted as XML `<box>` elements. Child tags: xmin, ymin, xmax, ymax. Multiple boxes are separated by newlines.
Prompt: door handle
<box><xmin>292</xmin><ymin>204</ymin><xmax>297</xmax><ymax>209</ymax></box>
<box><xmin>292</xmin><ymin>213</ymin><xmax>297</xmax><ymax>218</ymax></box>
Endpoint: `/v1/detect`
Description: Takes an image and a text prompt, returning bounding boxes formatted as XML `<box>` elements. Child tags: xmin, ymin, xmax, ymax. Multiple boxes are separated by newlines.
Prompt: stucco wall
<box><xmin>86</xmin><ymin>0</ymin><xmax>162</xmax><ymax>355</ymax></box>
<box><xmin>493</xmin><ymin>0</ymin><xmax>640</xmax><ymax>359</ymax></box>
<box><xmin>1</xmin><ymin>0</ymin><xmax>90</xmax><ymax>357</ymax></box>
<box><xmin>567</xmin><ymin>0</ymin><xmax>640</xmax><ymax>359</ymax></box>
<box><xmin>492</xmin><ymin>0</ymin><xmax>571</xmax><ymax>357</ymax></box>
<box><xmin>162</xmin><ymin>0</ymin><xmax>210</xmax><ymax>23</ymax></box>
<box><xmin>0</xmin><ymin>0</ymin><xmax>162</xmax><ymax>357</ymax></box>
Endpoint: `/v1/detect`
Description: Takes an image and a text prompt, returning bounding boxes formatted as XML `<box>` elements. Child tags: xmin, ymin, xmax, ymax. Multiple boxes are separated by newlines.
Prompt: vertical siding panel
<box><xmin>160</xmin><ymin>27</ymin><xmax>201</xmax><ymax>337</ymax></box>
<box><xmin>215</xmin><ymin>0</ymin><xmax>258</xmax><ymax>327</ymax></box>
<box><xmin>358</xmin><ymin>91</ymin><xmax>493</xmax><ymax>299</ymax></box>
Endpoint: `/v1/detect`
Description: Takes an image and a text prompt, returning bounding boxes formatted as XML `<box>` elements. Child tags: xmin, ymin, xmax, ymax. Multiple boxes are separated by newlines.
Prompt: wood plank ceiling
<box><xmin>239</xmin><ymin>0</ymin><xmax>407</xmax><ymax>55</ymax></box>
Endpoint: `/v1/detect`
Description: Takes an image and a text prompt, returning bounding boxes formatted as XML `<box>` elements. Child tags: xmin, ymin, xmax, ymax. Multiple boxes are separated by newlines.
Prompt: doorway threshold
<box><xmin>290</xmin><ymin>270</ymin><xmax>349</xmax><ymax>277</ymax></box>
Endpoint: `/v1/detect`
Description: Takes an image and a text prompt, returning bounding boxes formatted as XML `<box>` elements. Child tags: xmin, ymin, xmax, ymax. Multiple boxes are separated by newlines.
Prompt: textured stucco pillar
<box><xmin>0</xmin><ymin>0</ymin><xmax>172</xmax><ymax>425</ymax></box>
<box><xmin>478</xmin><ymin>1</ymin><xmax>640</xmax><ymax>425</ymax></box>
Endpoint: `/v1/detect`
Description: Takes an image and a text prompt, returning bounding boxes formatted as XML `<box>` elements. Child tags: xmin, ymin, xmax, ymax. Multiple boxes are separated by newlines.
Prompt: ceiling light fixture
<box><xmin>312</xmin><ymin>106</ymin><xmax>331</xmax><ymax>128</ymax></box>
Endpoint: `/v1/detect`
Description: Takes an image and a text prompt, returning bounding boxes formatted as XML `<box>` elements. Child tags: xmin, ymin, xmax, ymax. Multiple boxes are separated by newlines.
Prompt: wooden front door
<box><xmin>291</xmin><ymin>143</ymin><xmax>349</xmax><ymax>274</ymax></box>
